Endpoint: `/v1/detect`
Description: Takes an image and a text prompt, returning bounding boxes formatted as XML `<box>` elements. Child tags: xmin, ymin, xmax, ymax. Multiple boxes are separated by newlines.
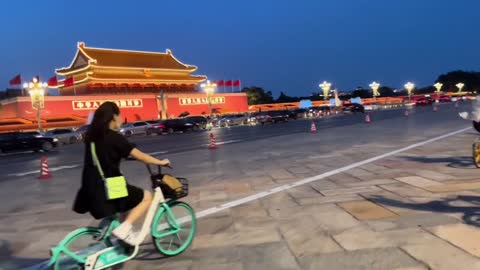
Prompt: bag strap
<box><xmin>90</xmin><ymin>142</ymin><xmax>105</xmax><ymax>180</ymax></box>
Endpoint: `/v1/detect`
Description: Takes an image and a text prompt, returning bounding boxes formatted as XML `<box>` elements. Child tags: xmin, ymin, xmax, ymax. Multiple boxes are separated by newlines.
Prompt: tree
<box><xmin>352</xmin><ymin>87</ymin><xmax>370</xmax><ymax>98</ymax></box>
<box><xmin>378</xmin><ymin>86</ymin><xmax>394</xmax><ymax>97</ymax></box>
<box><xmin>241</xmin><ymin>86</ymin><xmax>274</xmax><ymax>105</ymax></box>
<box><xmin>276</xmin><ymin>91</ymin><xmax>299</xmax><ymax>103</ymax></box>
<box><xmin>436</xmin><ymin>70</ymin><xmax>480</xmax><ymax>93</ymax></box>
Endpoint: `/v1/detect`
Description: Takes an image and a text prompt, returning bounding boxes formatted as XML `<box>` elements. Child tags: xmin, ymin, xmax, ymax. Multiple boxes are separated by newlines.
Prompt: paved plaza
<box><xmin>1</xmin><ymin>105</ymin><xmax>480</xmax><ymax>270</ymax></box>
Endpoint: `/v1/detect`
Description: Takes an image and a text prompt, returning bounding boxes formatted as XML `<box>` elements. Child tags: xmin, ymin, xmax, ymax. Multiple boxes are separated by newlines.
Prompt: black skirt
<box><xmin>73</xmin><ymin>168</ymin><xmax>144</xmax><ymax>220</ymax></box>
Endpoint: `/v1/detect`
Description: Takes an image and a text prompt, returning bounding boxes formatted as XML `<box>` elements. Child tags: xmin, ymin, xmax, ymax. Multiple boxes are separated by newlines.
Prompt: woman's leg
<box><xmin>112</xmin><ymin>190</ymin><xmax>152</xmax><ymax>243</ymax></box>
<box><xmin>124</xmin><ymin>190</ymin><xmax>152</xmax><ymax>225</ymax></box>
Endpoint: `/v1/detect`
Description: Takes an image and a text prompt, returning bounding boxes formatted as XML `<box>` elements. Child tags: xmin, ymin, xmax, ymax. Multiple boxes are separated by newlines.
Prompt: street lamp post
<box><xmin>200</xmin><ymin>80</ymin><xmax>217</xmax><ymax>129</ymax></box>
<box><xmin>456</xmin><ymin>82</ymin><xmax>465</xmax><ymax>93</ymax></box>
<box><xmin>319</xmin><ymin>81</ymin><xmax>332</xmax><ymax>101</ymax></box>
<box><xmin>23</xmin><ymin>77</ymin><xmax>47</xmax><ymax>132</ymax></box>
<box><xmin>434</xmin><ymin>82</ymin><xmax>443</xmax><ymax>103</ymax></box>
<box><xmin>369</xmin><ymin>81</ymin><xmax>380</xmax><ymax>103</ymax></box>
<box><xmin>404</xmin><ymin>82</ymin><xmax>415</xmax><ymax>103</ymax></box>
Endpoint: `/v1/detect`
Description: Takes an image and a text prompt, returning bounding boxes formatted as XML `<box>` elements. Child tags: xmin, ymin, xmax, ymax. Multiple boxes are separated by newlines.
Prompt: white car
<box><xmin>119</xmin><ymin>121</ymin><xmax>149</xmax><ymax>137</ymax></box>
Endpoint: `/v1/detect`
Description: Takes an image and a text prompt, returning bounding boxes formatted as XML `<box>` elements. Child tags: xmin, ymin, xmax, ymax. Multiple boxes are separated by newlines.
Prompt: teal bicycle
<box><xmin>44</xmin><ymin>165</ymin><xmax>196</xmax><ymax>270</ymax></box>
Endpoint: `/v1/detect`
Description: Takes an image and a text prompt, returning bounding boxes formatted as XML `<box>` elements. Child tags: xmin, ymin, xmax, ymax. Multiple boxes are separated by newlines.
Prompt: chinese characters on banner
<box><xmin>179</xmin><ymin>97</ymin><xmax>225</xmax><ymax>105</ymax></box>
<box><xmin>72</xmin><ymin>99</ymin><xmax>143</xmax><ymax>110</ymax></box>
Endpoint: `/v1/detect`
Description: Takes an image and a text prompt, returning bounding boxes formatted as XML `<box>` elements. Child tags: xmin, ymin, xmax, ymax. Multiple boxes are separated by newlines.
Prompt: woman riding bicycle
<box><xmin>73</xmin><ymin>102</ymin><xmax>170</xmax><ymax>245</ymax></box>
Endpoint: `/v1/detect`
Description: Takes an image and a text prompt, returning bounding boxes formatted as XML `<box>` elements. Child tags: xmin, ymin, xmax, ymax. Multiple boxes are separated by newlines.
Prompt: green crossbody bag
<box><xmin>91</xmin><ymin>142</ymin><xmax>129</xmax><ymax>200</ymax></box>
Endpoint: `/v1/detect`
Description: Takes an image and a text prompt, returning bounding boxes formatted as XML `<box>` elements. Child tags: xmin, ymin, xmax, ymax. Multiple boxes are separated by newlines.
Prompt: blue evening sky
<box><xmin>1</xmin><ymin>0</ymin><xmax>479</xmax><ymax>97</ymax></box>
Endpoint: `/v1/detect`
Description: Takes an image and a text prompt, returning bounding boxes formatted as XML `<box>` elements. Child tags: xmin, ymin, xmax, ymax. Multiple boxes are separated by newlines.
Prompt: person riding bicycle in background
<box><xmin>73</xmin><ymin>101</ymin><xmax>170</xmax><ymax>245</ymax></box>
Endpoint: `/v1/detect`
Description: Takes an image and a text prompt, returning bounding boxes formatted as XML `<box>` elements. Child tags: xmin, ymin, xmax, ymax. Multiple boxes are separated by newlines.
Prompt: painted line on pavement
<box><xmin>8</xmin><ymin>164</ymin><xmax>81</xmax><ymax>177</ymax></box>
<box><xmin>202</xmin><ymin>140</ymin><xmax>242</xmax><ymax>147</ymax></box>
<box><xmin>194</xmin><ymin>126</ymin><xmax>472</xmax><ymax>218</ymax></box>
<box><xmin>146</xmin><ymin>151</ymin><xmax>168</xmax><ymax>156</ymax></box>
<box><xmin>25</xmin><ymin>126</ymin><xmax>471</xmax><ymax>270</ymax></box>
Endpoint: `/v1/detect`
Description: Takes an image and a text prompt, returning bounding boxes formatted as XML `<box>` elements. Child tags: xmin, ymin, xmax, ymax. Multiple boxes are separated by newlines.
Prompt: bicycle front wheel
<box><xmin>151</xmin><ymin>201</ymin><xmax>196</xmax><ymax>256</ymax></box>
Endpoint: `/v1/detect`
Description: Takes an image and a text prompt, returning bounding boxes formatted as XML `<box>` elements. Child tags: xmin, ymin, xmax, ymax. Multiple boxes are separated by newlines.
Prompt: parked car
<box><xmin>184</xmin><ymin>116</ymin><xmax>208</xmax><ymax>129</ymax></box>
<box><xmin>147</xmin><ymin>119</ymin><xmax>200</xmax><ymax>135</ymax></box>
<box><xmin>414</xmin><ymin>98</ymin><xmax>430</xmax><ymax>106</ymax></box>
<box><xmin>119</xmin><ymin>121</ymin><xmax>149</xmax><ymax>137</ymax></box>
<box><xmin>343</xmin><ymin>103</ymin><xmax>365</xmax><ymax>113</ymax></box>
<box><xmin>269</xmin><ymin>111</ymin><xmax>289</xmax><ymax>123</ymax></box>
<box><xmin>439</xmin><ymin>95</ymin><xmax>452</xmax><ymax>102</ymax></box>
<box><xmin>45</xmin><ymin>128</ymin><xmax>82</xmax><ymax>144</ymax></box>
<box><xmin>0</xmin><ymin>132</ymin><xmax>58</xmax><ymax>153</ymax></box>
<box><xmin>75</xmin><ymin>125</ymin><xmax>90</xmax><ymax>141</ymax></box>
<box><xmin>218</xmin><ymin>114</ymin><xmax>248</xmax><ymax>127</ymax></box>
<box><xmin>247</xmin><ymin>112</ymin><xmax>260</xmax><ymax>124</ymax></box>
<box><xmin>292</xmin><ymin>108</ymin><xmax>308</xmax><ymax>119</ymax></box>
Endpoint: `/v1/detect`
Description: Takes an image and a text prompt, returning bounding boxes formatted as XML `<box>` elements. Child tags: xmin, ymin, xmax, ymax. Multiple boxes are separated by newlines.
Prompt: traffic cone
<box><xmin>208</xmin><ymin>133</ymin><xmax>217</xmax><ymax>150</ymax></box>
<box><xmin>39</xmin><ymin>156</ymin><xmax>51</xmax><ymax>179</ymax></box>
<box><xmin>365</xmin><ymin>113</ymin><xmax>371</xmax><ymax>124</ymax></box>
<box><xmin>310</xmin><ymin>121</ymin><xmax>317</xmax><ymax>133</ymax></box>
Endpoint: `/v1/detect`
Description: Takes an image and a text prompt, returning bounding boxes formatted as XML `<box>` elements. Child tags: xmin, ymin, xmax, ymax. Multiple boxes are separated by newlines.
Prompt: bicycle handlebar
<box><xmin>146</xmin><ymin>164</ymin><xmax>172</xmax><ymax>175</ymax></box>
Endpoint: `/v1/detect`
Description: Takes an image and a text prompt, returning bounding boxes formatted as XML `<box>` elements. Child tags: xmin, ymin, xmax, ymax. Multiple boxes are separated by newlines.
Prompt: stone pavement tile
<box><xmin>297</xmin><ymin>194</ymin><xmax>363</xmax><ymax>206</ymax></box>
<box><xmin>413</xmin><ymin>170</ymin><xmax>455</xmax><ymax>181</ymax></box>
<box><xmin>260</xmin><ymin>192</ymin><xmax>298</xmax><ymax>210</ymax></box>
<box><xmin>345</xmin><ymin>168</ymin><xmax>376</xmax><ymax>177</ymax></box>
<box><xmin>286</xmin><ymin>185</ymin><xmax>322</xmax><ymax>199</ymax></box>
<box><xmin>182</xmin><ymin>245</ymin><xmax>242</xmax><ymax>265</ymax></box>
<box><xmin>394</xmin><ymin>176</ymin><xmax>442</xmax><ymax>188</ymax></box>
<box><xmin>360</xmin><ymin>163</ymin><xmax>391</xmax><ymax>173</ymax></box>
<box><xmin>196</xmin><ymin>215</ymin><xmax>235</xmax><ymax>236</ymax></box>
<box><xmin>132</xmin><ymin>259</ymin><xmax>193</xmax><ymax>270</ymax></box>
<box><xmin>423</xmin><ymin>181</ymin><xmax>480</xmax><ymax>193</ymax></box>
<box><xmin>233</xmin><ymin>215</ymin><xmax>278</xmax><ymax>232</ymax></box>
<box><xmin>279</xmin><ymin>215</ymin><xmax>343</xmax><ymax>258</ymax></box>
<box><xmin>230</xmin><ymin>201</ymin><xmax>268</xmax><ymax>219</ymax></box>
<box><xmin>320</xmin><ymin>186</ymin><xmax>382</xmax><ymax>196</ymax></box>
<box><xmin>224</xmin><ymin>182</ymin><xmax>252</xmax><ymax>194</ymax></box>
<box><xmin>333</xmin><ymin>227</ymin><xmax>437</xmax><ymax>250</ymax></box>
<box><xmin>338</xmin><ymin>200</ymin><xmax>398</xmax><ymax>220</ymax></box>
<box><xmin>192</xmin><ymin>227</ymin><xmax>282</xmax><ymax>249</ymax></box>
<box><xmin>380</xmin><ymin>183</ymin><xmax>435</xmax><ymax>197</ymax></box>
<box><xmin>286</xmin><ymin>166</ymin><xmax>312</xmax><ymax>174</ymax></box>
<box><xmin>299</xmin><ymin>247</ymin><xmax>426</xmax><ymax>270</ymax></box>
<box><xmin>402</xmin><ymin>237</ymin><xmax>480</xmax><ymax>270</ymax></box>
<box><xmin>361</xmin><ymin>190</ymin><xmax>423</xmax><ymax>216</ymax></box>
<box><xmin>366</xmin><ymin>213</ymin><xmax>461</xmax><ymax>232</ymax></box>
<box><xmin>302</xmin><ymin>204</ymin><xmax>361</xmax><ymax>233</ymax></box>
<box><xmin>428</xmin><ymin>223</ymin><xmax>480</xmax><ymax>257</ymax></box>
<box><xmin>191</xmin><ymin>262</ymin><xmax>243</xmax><ymax>270</ymax></box>
<box><xmin>343</xmin><ymin>178</ymin><xmax>398</xmax><ymax>187</ymax></box>
<box><xmin>309</xmin><ymin>179</ymin><xmax>343</xmax><ymax>191</ymax></box>
<box><xmin>247</xmin><ymin>176</ymin><xmax>277</xmax><ymax>191</ymax></box>
<box><xmin>267</xmin><ymin>169</ymin><xmax>295</xmax><ymax>180</ymax></box>
<box><xmin>239</xmin><ymin>242</ymin><xmax>301</xmax><ymax>270</ymax></box>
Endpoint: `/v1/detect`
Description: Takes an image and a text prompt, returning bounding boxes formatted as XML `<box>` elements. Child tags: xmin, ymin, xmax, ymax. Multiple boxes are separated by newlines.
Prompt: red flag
<box><xmin>217</xmin><ymin>80</ymin><xmax>225</xmax><ymax>87</ymax></box>
<box><xmin>9</xmin><ymin>74</ymin><xmax>21</xmax><ymax>85</ymax></box>
<box><xmin>233</xmin><ymin>80</ymin><xmax>241</xmax><ymax>87</ymax></box>
<box><xmin>47</xmin><ymin>76</ymin><xmax>58</xmax><ymax>87</ymax></box>
<box><xmin>225</xmin><ymin>80</ymin><xmax>233</xmax><ymax>86</ymax></box>
<box><xmin>64</xmin><ymin>77</ymin><xmax>74</xmax><ymax>87</ymax></box>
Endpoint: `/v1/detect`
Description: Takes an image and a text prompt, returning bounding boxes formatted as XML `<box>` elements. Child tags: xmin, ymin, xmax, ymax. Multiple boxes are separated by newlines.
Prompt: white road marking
<box><xmin>8</xmin><ymin>164</ymin><xmax>81</xmax><ymax>177</ymax></box>
<box><xmin>146</xmin><ymin>151</ymin><xmax>168</xmax><ymax>155</ymax></box>
<box><xmin>202</xmin><ymin>140</ymin><xmax>242</xmax><ymax>147</ymax></box>
<box><xmin>25</xmin><ymin>126</ymin><xmax>471</xmax><ymax>270</ymax></box>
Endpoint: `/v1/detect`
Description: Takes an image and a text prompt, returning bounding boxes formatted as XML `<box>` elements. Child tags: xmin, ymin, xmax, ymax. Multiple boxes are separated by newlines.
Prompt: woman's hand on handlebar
<box><xmin>157</xmin><ymin>159</ymin><xmax>171</xmax><ymax>167</ymax></box>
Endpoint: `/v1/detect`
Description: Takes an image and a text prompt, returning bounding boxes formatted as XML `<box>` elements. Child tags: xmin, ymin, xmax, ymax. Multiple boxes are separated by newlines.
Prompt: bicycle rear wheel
<box><xmin>53</xmin><ymin>227</ymin><xmax>107</xmax><ymax>270</ymax></box>
<box><xmin>473</xmin><ymin>142</ymin><xmax>480</xmax><ymax>168</ymax></box>
<box><xmin>151</xmin><ymin>201</ymin><xmax>196</xmax><ymax>256</ymax></box>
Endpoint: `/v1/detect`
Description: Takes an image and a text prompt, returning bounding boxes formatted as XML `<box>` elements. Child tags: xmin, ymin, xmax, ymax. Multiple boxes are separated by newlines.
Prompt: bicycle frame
<box><xmin>46</xmin><ymin>186</ymin><xmax>180</xmax><ymax>270</ymax></box>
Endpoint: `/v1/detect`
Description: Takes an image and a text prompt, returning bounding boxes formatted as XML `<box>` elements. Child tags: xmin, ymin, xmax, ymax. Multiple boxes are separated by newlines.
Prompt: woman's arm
<box><xmin>129</xmin><ymin>148</ymin><xmax>170</xmax><ymax>166</ymax></box>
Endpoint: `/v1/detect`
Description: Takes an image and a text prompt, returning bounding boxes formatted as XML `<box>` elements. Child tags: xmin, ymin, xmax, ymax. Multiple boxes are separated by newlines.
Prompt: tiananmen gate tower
<box><xmin>0</xmin><ymin>42</ymin><xmax>248</xmax><ymax>132</ymax></box>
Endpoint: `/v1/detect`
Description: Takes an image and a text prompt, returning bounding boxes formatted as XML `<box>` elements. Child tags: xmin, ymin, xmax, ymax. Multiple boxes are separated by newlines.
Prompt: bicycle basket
<box><xmin>151</xmin><ymin>174</ymin><xmax>189</xmax><ymax>199</ymax></box>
